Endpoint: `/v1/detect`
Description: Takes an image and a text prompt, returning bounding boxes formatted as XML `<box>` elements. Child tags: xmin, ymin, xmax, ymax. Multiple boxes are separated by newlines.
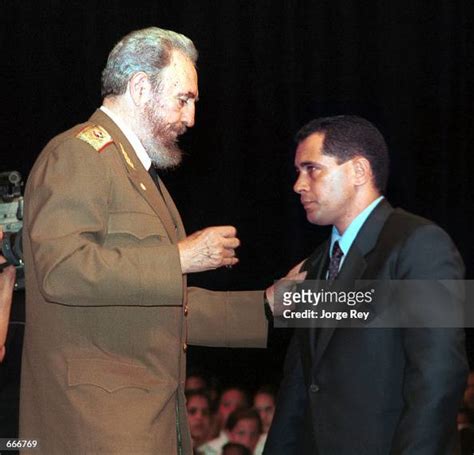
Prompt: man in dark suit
<box><xmin>264</xmin><ymin>115</ymin><xmax>468</xmax><ymax>454</ymax></box>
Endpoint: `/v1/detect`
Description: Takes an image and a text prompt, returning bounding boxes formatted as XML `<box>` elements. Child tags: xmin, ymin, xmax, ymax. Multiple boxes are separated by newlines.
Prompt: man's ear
<box><xmin>128</xmin><ymin>72</ymin><xmax>152</xmax><ymax>106</ymax></box>
<box><xmin>352</xmin><ymin>156</ymin><xmax>373</xmax><ymax>186</ymax></box>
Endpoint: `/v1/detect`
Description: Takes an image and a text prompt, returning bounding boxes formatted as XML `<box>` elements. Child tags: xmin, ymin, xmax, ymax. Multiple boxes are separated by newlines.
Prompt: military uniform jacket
<box><xmin>20</xmin><ymin>110</ymin><xmax>267</xmax><ymax>455</ymax></box>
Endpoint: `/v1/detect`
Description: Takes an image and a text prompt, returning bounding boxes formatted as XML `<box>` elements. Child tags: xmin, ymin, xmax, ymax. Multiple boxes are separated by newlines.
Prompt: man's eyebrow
<box><xmin>179</xmin><ymin>91</ymin><xmax>199</xmax><ymax>101</ymax></box>
<box><xmin>298</xmin><ymin>160</ymin><xmax>320</xmax><ymax>168</ymax></box>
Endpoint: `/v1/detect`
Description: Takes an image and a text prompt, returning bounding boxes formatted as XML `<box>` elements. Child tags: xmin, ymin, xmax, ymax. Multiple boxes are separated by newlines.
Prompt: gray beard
<box><xmin>140</xmin><ymin>136</ymin><xmax>183</xmax><ymax>170</ymax></box>
<box><xmin>136</xmin><ymin>98</ymin><xmax>185</xmax><ymax>170</ymax></box>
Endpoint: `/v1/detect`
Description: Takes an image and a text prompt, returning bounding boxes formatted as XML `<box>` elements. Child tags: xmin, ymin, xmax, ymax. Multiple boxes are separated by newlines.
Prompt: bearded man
<box><xmin>20</xmin><ymin>27</ymin><xmax>267</xmax><ymax>455</ymax></box>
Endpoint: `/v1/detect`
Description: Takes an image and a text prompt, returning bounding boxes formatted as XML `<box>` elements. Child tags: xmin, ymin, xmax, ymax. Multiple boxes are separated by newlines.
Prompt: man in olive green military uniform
<box><xmin>20</xmin><ymin>27</ymin><xmax>267</xmax><ymax>455</ymax></box>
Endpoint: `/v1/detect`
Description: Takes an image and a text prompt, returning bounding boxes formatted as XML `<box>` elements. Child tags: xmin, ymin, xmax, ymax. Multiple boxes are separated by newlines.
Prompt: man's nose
<box><xmin>182</xmin><ymin>103</ymin><xmax>195</xmax><ymax>128</ymax></box>
<box><xmin>293</xmin><ymin>173</ymin><xmax>307</xmax><ymax>194</ymax></box>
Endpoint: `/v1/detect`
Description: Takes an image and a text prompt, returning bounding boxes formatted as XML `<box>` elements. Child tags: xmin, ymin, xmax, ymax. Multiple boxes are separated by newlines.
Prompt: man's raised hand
<box><xmin>178</xmin><ymin>226</ymin><xmax>240</xmax><ymax>274</ymax></box>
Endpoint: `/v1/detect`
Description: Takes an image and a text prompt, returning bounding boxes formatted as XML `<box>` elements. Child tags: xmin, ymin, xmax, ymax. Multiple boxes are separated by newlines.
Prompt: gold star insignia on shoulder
<box><xmin>76</xmin><ymin>124</ymin><xmax>113</xmax><ymax>153</ymax></box>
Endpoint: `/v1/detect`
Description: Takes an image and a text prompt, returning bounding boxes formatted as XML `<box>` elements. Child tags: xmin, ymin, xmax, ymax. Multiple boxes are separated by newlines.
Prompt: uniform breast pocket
<box><xmin>106</xmin><ymin>211</ymin><xmax>170</xmax><ymax>247</ymax></box>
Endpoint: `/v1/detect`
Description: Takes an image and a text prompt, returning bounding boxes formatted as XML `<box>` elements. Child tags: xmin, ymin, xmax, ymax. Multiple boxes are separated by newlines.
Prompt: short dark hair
<box><xmin>225</xmin><ymin>408</ymin><xmax>262</xmax><ymax>433</ymax></box>
<box><xmin>185</xmin><ymin>389</ymin><xmax>212</xmax><ymax>407</ymax></box>
<box><xmin>219</xmin><ymin>386</ymin><xmax>250</xmax><ymax>407</ymax></box>
<box><xmin>254</xmin><ymin>384</ymin><xmax>277</xmax><ymax>400</ymax></box>
<box><xmin>222</xmin><ymin>442</ymin><xmax>252</xmax><ymax>455</ymax></box>
<box><xmin>295</xmin><ymin>115</ymin><xmax>389</xmax><ymax>193</ymax></box>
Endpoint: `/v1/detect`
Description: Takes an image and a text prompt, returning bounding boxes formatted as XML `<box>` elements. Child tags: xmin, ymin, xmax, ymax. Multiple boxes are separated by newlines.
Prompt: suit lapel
<box><xmin>304</xmin><ymin>242</ymin><xmax>330</xmax><ymax>280</ymax></box>
<box><xmin>309</xmin><ymin>199</ymin><xmax>394</xmax><ymax>370</ymax></box>
<box><xmin>297</xmin><ymin>243</ymin><xmax>329</xmax><ymax>369</ymax></box>
<box><xmin>89</xmin><ymin>110</ymin><xmax>180</xmax><ymax>243</ymax></box>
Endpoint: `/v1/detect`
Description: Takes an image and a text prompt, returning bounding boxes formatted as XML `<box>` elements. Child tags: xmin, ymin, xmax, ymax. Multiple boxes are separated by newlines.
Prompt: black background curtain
<box><xmin>1</xmin><ymin>0</ymin><xmax>473</xmax><ymax>388</ymax></box>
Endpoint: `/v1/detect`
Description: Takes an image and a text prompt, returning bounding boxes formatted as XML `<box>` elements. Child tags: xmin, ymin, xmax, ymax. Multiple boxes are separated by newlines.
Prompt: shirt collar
<box><xmin>100</xmin><ymin>106</ymin><xmax>152</xmax><ymax>171</ymax></box>
<box><xmin>330</xmin><ymin>196</ymin><xmax>384</xmax><ymax>258</ymax></box>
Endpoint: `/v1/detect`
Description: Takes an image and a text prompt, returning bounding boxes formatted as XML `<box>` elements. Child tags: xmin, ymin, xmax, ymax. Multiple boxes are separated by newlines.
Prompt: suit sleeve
<box><xmin>186</xmin><ymin>287</ymin><xmax>267</xmax><ymax>348</ymax></box>
<box><xmin>390</xmin><ymin>224</ymin><xmax>468</xmax><ymax>454</ymax></box>
<box><xmin>25</xmin><ymin>138</ymin><xmax>183</xmax><ymax>307</ymax></box>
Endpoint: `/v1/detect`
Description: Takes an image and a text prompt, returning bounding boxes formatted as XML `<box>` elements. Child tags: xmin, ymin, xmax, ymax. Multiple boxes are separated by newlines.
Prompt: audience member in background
<box><xmin>221</xmin><ymin>442</ymin><xmax>252</xmax><ymax>455</ymax></box>
<box><xmin>207</xmin><ymin>376</ymin><xmax>221</xmax><ymax>410</ymax></box>
<box><xmin>210</xmin><ymin>386</ymin><xmax>249</xmax><ymax>440</ymax></box>
<box><xmin>186</xmin><ymin>371</ymin><xmax>221</xmax><ymax>412</ymax></box>
<box><xmin>458</xmin><ymin>408</ymin><xmax>474</xmax><ymax>431</ymax></box>
<box><xmin>199</xmin><ymin>387</ymin><xmax>249</xmax><ymax>454</ymax></box>
<box><xmin>186</xmin><ymin>371</ymin><xmax>209</xmax><ymax>392</ymax></box>
<box><xmin>458</xmin><ymin>407</ymin><xmax>474</xmax><ymax>455</ymax></box>
<box><xmin>217</xmin><ymin>387</ymin><xmax>249</xmax><ymax>430</ymax></box>
<box><xmin>253</xmin><ymin>385</ymin><xmax>276</xmax><ymax>433</ymax></box>
<box><xmin>253</xmin><ymin>386</ymin><xmax>276</xmax><ymax>454</ymax></box>
<box><xmin>186</xmin><ymin>390</ymin><xmax>212</xmax><ymax>451</ymax></box>
<box><xmin>226</xmin><ymin>408</ymin><xmax>262</xmax><ymax>454</ymax></box>
<box><xmin>460</xmin><ymin>374</ymin><xmax>474</xmax><ymax>455</ymax></box>
<box><xmin>0</xmin><ymin>231</ymin><xmax>16</xmax><ymax>362</ymax></box>
<box><xmin>463</xmin><ymin>371</ymin><xmax>474</xmax><ymax>409</ymax></box>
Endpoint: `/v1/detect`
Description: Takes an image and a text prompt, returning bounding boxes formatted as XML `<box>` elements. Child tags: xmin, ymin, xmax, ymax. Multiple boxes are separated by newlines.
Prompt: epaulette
<box><xmin>76</xmin><ymin>124</ymin><xmax>113</xmax><ymax>153</ymax></box>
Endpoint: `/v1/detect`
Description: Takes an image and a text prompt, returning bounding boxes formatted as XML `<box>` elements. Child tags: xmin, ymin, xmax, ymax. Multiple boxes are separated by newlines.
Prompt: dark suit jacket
<box><xmin>265</xmin><ymin>199</ymin><xmax>468</xmax><ymax>455</ymax></box>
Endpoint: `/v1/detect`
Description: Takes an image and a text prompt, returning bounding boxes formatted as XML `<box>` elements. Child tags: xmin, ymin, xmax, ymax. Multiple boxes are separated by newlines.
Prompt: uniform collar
<box><xmin>99</xmin><ymin>105</ymin><xmax>152</xmax><ymax>171</ymax></box>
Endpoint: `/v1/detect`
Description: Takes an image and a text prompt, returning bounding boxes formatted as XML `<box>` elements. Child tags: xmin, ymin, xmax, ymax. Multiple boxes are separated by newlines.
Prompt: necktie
<box><xmin>327</xmin><ymin>241</ymin><xmax>344</xmax><ymax>281</ymax></box>
<box><xmin>310</xmin><ymin>241</ymin><xmax>344</xmax><ymax>352</ymax></box>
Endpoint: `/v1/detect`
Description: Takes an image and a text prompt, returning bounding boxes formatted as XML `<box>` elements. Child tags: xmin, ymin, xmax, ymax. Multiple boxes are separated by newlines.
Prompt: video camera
<box><xmin>0</xmin><ymin>171</ymin><xmax>24</xmax><ymax>290</ymax></box>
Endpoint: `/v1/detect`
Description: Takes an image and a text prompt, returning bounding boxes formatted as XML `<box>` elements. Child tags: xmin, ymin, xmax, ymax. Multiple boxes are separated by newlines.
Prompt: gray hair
<box><xmin>101</xmin><ymin>27</ymin><xmax>198</xmax><ymax>98</ymax></box>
